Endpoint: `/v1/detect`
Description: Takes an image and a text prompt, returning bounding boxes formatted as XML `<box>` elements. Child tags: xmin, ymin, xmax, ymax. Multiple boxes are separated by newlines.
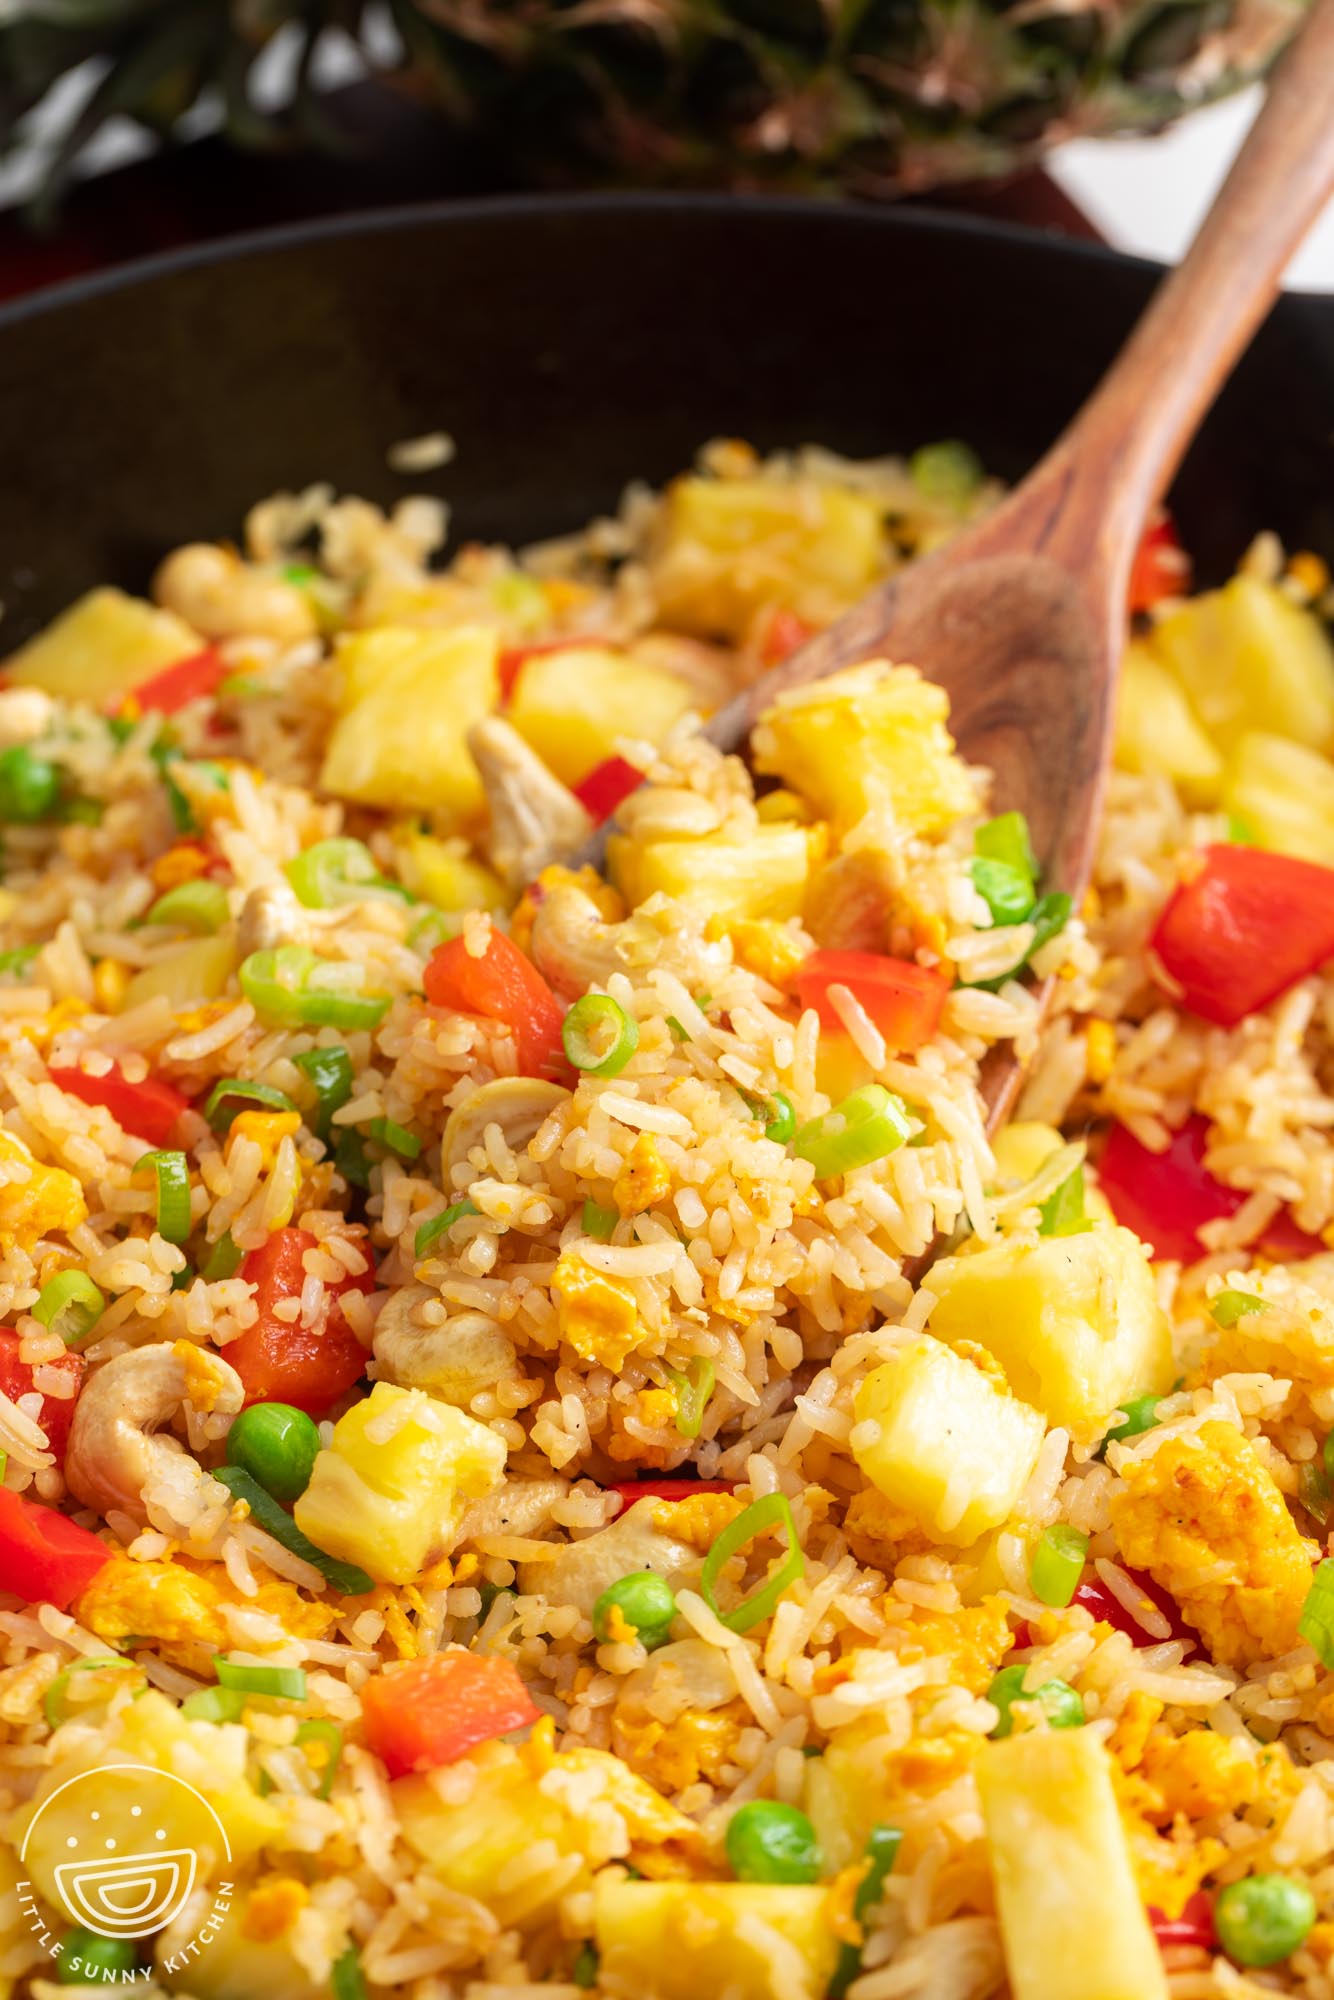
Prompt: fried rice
<box><xmin>1</xmin><ymin>434</ymin><xmax>1334</xmax><ymax>2000</ymax></box>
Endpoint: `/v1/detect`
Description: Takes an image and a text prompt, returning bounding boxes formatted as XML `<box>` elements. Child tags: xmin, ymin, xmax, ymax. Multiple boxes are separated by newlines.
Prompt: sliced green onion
<box><xmin>668</xmin><ymin>1357</ymin><xmax>715</xmax><ymax>1439</ymax></box>
<box><xmin>910</xmin><ymin>439</ymin><xmax>984</xmax><ymax>507</ymax></box>
<box><xmin>133</xmin><ymin>1148</ymin><xmax>191</xmax><ymax>1244</ymax></box>
<box><xmin>970</xmin><ymin>890</ymin><xmax>1074</xmax><ymax>992</ymax></box>
<box><xmin>43</xmin><ymin>1656</ymin><xmax>133</xmax><ymax>1729</ymax></box>
<box><xmin>1212</xmin><ymin>1288</ymin><xmax>1264</xmax><ymax>1328</ymax></box>
<box><xmin>582</xmin><ymin>1199</ymin><xmax>618</xmax><ymax>1242</ymax></box>
<box><xmin>292</xmin><ymin>1046</ymin><xmax>354</xmax><ymax>1142</ymax></box>
<box><xmin>1029</xmin><ymin>1524</ymin><xmax>1089</xmax><ymax>1607</ymax></box>
<box><xmin>147</xmin><ymin>879</ymin><xmax>229</xmax><ymax>935</ymax></box>
<box><xmin>203</xmin><ymin>1077</ymin><xmax>298</xmax><ymax>1131</ymax></box>
<box><xmin>764</xmin><ymin>1091</ymin><xmax>796</xmax><ymax>1145</ymax></box>
<box><xmin>414</xmin><ymin>1198</ymin><xmax>479</xmax><ymax>1258</ymax></box>
<box><xmin>1300</xmin><ymin>1461</ymin><xmax>1332</xmax><ymax>1523</ymax></box>
<box><xmin>1323</xmin><ymin>1431</ymin><xmax>1334</xmax><ymax>1484</ymax></box>
<box><xmin>331</xmin><ymin>1947</ymin><xmax>367</xmax><ymax>2000</ymax></box>
<box><xmin>218</xmin><ymin>673</ymin><xmax>267</xmax><ymax>700</ymax></box>
<box><xmin>1037</xmin><ymin>1164</ymin><xmax>1093</xmax><ymax>1238</ymax></box>
<box><xmin>572</xmin><ymin>1943</ymin><xmax>598</xmax><ymax>1989</ymax></box>
<box><xmin>1300</xmin><ymin>1557</ymin><xmax>1334</xmax><ymax>1667</ymax></box>
<box><xmin>0</xmin><ymin>945</ymin><xmax>40</xmax><ymax>982</ymax></box>
<box><xmin>701</xmin><ymin>1491</ymin><xmax>805</xmax><ymax>1634</ymax></box>
<box><xmin>171</xmin><ymin>1265</ymin><xmax>195</xmax><ymax>1291</ymax></box>
<box><xmin>296</xmin><ymin>1717</ymin><xmax>343</xmax><ymax>1799</ymax></box>
<box><xmin>970</xmin><ymin>855</ymin><xmax>1036</xmax><ymax>928</ymax></box>
<box><xmin>240</xmin><ymin>945</ymin><xmax>391</xmax><ymax>1032</ymax></box>
<box><xmin>974</xmin><ymin>810</ymin><xmax>1037</xmax><ymax>883</ymax></box>
<box><xmin>163</xmin><ymin>758</ymin><xmax>229</xmax><ymax>837</ymax></box>
<box><xmin>830</xmin><ymin>1825</ymin><xmax>902</xmax><ymax>2000</ymax></box>
<box><xmin>665</xmin><ymin>1016</ymin><xmax>690</xmax><ymax>1043</ymax></box>
<box><xmin>562</xmin><ymin>993</ymin><xmax>640</xmax><ymax>1078</ymax></box>
<box><xmin>793</xmin><ymin>1084</ymin><xmax>911</xmax><ymax>1180</ymax></box>
<box><xmin>213</xmin><ymin>1465</ymin><xmax>374</xmax><ymax>1596</ymax></box>
<box><xmin>334</xmin><ymin>1128</ymin><xmax>372</xmax><ymax>1190</ymax></box>
<box><xmin>0</xmin><ymin>745</ymin><xmax>61</xmax><ymax>823</ymax></box>
<box><xmin>283</xmin><ymin>562</ymin><xmax>319</xmax><ymax>588</ymax></box>
<box><xmin>203</xmin><ymin>1230</ymin><xmax>243</xmax><ymax>1281</ymax></box>
<box><xmin>214</xmin><ymin>1656</ymin><xmax>307</xmax><ymax>1700</ymax></box>
<box><xmin>368</xmin><ymin>1116</ymin><xmax>420</xmax><ymax>1159</ymax></box>
<box><xmin>408</xmin><ymin>907</ymin><xmax>454</xmax><ymax>956</ymax></box>
<box><xmin>1099</xmin><ymin>1392</ymin><xmax>1162</xmax><ymax>1455</ymax></box>
<box><xmin>181</xmin><ymin>1686</ymin><xmax>248</xmax><ymax>1724</ymax></box>
<box><xmin>33</xmin><ymin>1270</ymin><xmax>105</xmax><ymax>1346</ymax></box>
<box><xmin>285</xmin><ymin>838</ymin><xmax>410</xmax><ymax>911</ymax></box>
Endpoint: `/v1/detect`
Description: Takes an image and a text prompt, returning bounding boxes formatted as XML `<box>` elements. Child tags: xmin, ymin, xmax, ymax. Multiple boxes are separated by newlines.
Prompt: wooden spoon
<box><xmin>580</xmin><ymin>0</ymin><xmax>1334</xmax><ymax>1124</ymax></box>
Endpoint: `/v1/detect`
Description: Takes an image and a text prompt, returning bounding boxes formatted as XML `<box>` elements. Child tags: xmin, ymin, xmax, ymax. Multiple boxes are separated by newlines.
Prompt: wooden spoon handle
<box><xmin>997</xmin><ymin>0</ymin><xmax>1334</xmax><ymax>580</ymax></box>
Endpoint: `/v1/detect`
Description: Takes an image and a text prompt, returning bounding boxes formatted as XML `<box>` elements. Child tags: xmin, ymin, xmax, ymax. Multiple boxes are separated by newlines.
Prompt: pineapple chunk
<box><xmin>5</xmin><ymin>587</ymin><xmax>200</xmax><ymax>704</ymax></box>
<box><xmin>123</xmin><ymin>933</ymin><xmax>238</xmax><ymax>1012</ymax></box>
<box><xmin>154</xmin><ymin>1898</ymin><xmax>321</xmax><ymax>2000</ymax></box>
<box><xmin>977</xmin><ymin>1729</ymin><xmax>1168</xmax><ymax>2000</ymax></box>
<box><xmin>752</xmin><ymin>662</ymin><xmax>978</xmax><ymax>835</ymax></box>
<box><xmin>1149</xmin><ymin>574</ymin><xmax>1334</xmax><ymax>752</ymax></box>
<box><xmin>650</xmin><ymin>475</ymin><xmax>886</xmax><ymax>641</ymax></box>
<box><xmin>293</xmin><ymin>1381</ymin><xmax>505</xmax><ymax>1584</ymax></box>
<box><xmin>926</xmin><ymin>1227</ymin><xmax>1172</xmax><ymax>1442</ymax></box>
<box><xmin>395</xmin><ymin>1741</ymin><xmax>577</xmax><ymax>1927</ymax></box>
<box><xmin>594</xmin><ymin>1878</ymin><xmax>837</xmax><ymax>2000</ymax></box>
<box><xmin>395</xmin><ymin>829</ymin><xmax>510</xmax><ymax>915</ymax></box>
<box><xmin>607</xmin><ymin>823</ymin><xmax>813</xmax><ymax>924</ymax></box>
<box><xmin>320</xmin><ymin>625</ymin><xmax>499</xmax><ymax>818</ymax></box>
<box><xmin>1113</xmin><ymin>639</ymin><xmax>1222</xmax><ymax>798</ymax></box>
<box><xmin>852</xmin><ymin>1335</ymin><xmax>1044</xmax><ymax>1546</ymax></box>
<box><xmin>507</xmin><ymin>645</ymin><xmax>692</xmax><ymax>788</ymax></box>
<box><xmin>1223</xmin><ymin>731</ymin><xmax>1334</xmax><ymax>865</ymax></box>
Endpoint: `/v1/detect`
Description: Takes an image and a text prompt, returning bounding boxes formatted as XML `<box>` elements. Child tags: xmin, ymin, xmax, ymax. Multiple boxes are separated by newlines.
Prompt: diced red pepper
<box><xmin>123</xmin><ymin>646</ymin><xmax>228</xmax><ymax>716</ymax></box>
<box><xmin>360</xmin><ymin>1651</ymin><xmax>539</xmax><ymax>1778</ymax></box>
<box><xmin>49</xmin><ymin>1063</ymin><xmax>191</xmax><ymax>1147</ymax></box>
<box><xmin>609</xmin><ymin>1478</ymin><xmax>735</xmax><ymax>1512</ymax></box>
<box><xmin>760</xmin><ymin>608</ymin><xmax>816</xmax><ymax>668</ymax></box>
<box><xmin>0</xmin><ymin>1485</ymin><xmax>110</xmax><ymax>1610</ymax></box>
<box><xmin>1073</xmin><ymin>1567</ymin><xmax>1197</xmax><ymax>1658</ymax></box>
<box><xmin>1150</xmin><ymin>843</ymin><xmax>1334</xmax><ymax>1028</ymax></box>
<box><xmin>1099</xmin><ymin>1116</ymin><xmax>1321</xmax><ymax>1265</ymax></box>
<box><xmin>424</xmin><ymin>929</ymin><xmax>568</xmax><ymax>1080</ymax></box>
<box><xmin>0</xmin><ymin>1329</ymin><xmax>83</xmax><ymax>1462</ymax></box>
<box><xmin>1129</xmin><ymin>512</ymin><xmax>1191</xmax><ymax>614</ymax></box>
<box><xmin>793</xmin><ymin>949</ymin><xmax>950</xmax><ymax>1054</ymax></box>
<box><xmin>227</xmin><ymin>1226</ymin><xmax>374</xmax><ymax>1415</ymax></box>
<box><xmin>574</xmin><ymin>756</ymin><xmax>645</xmax><ymax>825</ymax></box>
<box><xmin>1150</xmin><ymin>1891</ymin><xmax>1216</xmax><ymax>1951</ymax></box>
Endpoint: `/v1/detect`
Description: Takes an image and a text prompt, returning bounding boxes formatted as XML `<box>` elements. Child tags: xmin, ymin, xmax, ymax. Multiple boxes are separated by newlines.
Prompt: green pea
<box><xmin>592</xmin><ymin>1571</ymin><xmax>676</xmax><ymax>1649</ymax></box>
<box><xmin>226</xmin><ymin>1400</ymin><xmax>322</xmax><ymax>1503</ymax></box>
<box><xmin>58</xmin><ymin>1928</ymin><xmax>140</xmax><ymax>1984</ymax></box>
<box><xmin>0</xmin><ymin>745</ymin><xmax>60</xmax><ymax>823</ymax></box>
<box><xmin>725</xmin><ymin>1800</ymin><xmax>822</xmax><ymax>1885</ymax></box>
<box><xmin>987</xmin><ymin>1665</ymin><xmax>1085</xmax><ymax>1738</ymax></box>
<box><xmin>1215</xmin><ymin>1874</ymin><xmax>1316</xmax><ymax>1968</ymax></box>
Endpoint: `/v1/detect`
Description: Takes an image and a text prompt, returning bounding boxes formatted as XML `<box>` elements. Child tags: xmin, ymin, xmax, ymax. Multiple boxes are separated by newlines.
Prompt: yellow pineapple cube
<box><xmin>320</xmin><ymin>625</ymin><xmax>499</xmax><ymax>818</ymax></box>
<box><xmin>293</xmin><ymin>1381</ymin><xmax>505</xmax><ymax>1584</ymax></box>
<box><xmin>1113</xmin><ymin>639</ymin><xmax>1222</xmax><ymax>798</ymax></box>
<box><xmin>154</xmin><ymin>1897</ymin><xmax>321</xmax><ymax>2000</ymax></box>
<box><xmin>1149</xmin><ymin>574</ymin><xmax>1334</xmax><ymax>752</ymax></box>
<box><xmin>1223</xmin><ymin>731</ymin><xmax>1334</xmax><ymax>865</ymax></box>
<box><xmin>607</xmin><ymin>823</ymin><xmax>813</xmax><ymax>924</ymax></box>
<box><xmin>926</xmin><ymin>1226</ymin><xmax>1172</xmax><ymax>1442</ymax></box>
<box><xmin>395</xmin><ymin>830</ymin><xmax>510</xmax><ymax>914</ymax></box>
<box><xmin>650</xmin><ymin>475</ymin><xmax>886</xmax><ymax>640</ymax></box>
<box><xmin>752</xmin><ymin>662</ymin><xmax>978</xmax><ymax>834</ymax></box>
<box><xmin>122</xmin><ymin>933</ymin><xmax>238</xmax><ymax>1012</ymax></box>
<box><xmin>852</xmin><ymin>1336</ymin><xmax>1044</xmax><ymax>1546</ymax></box>
<box><xmin>977</xmin><ymin>1729</ymin><xmax>1168</xmax><ymax>2000</ymax></box>
<box><xmin>395</xmin><ymin>1741</ymin><xmax>578</xmax><ymax>1927</ymax></box>
<box><xmin>5</xmin><ymin>588</ymin><xmax>200</xmax><ymax>704</ymax></box>
<box><xmin>594</xmin><ymin>1878</ymin><xmax>837</xmax><ymax>2000</ymax></box>
<box><xmin>507</xmin><ymin>644</ymin><xmax>692</xmax><ymax>787</ymax></box>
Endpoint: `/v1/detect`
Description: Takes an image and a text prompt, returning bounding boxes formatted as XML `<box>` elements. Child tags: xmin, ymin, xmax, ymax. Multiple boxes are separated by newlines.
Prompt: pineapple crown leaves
<box><xmin>0</xmin><ymin>0</ymin><xmax>1310</xmax><ymax>217</ymax></box>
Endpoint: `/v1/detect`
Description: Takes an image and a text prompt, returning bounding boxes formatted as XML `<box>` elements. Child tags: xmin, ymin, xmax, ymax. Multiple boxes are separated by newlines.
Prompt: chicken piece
<box><xmin>1109</xmin><ymin>1420</ymin><xmax>1315</xmax><ymax>1667</ymax></box>
<box><xmin>468</xmin><ymin>714</ymin><xmax>593</xmax><ymax>890</ymax></box>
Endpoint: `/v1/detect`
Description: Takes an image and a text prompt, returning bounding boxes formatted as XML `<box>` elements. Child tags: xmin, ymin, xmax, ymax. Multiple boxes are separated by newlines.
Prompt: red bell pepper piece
<box><xmin>574</xmin><ymin>756</ymin><xmax>645</xmax><ymax>825</ymax></box>
<box><xmin>424</xmin><ymin>929</ymin><xmax>568</xmax><ymax>1077</ymax></box>
<box><xmin>0</xmin><ymin>1486</ymin><xmax>109</xmax><ymax>1609</ymax></box>
<box><xmin>1073</xmin><ymin>1567</ymin><xmax>1197</xmax><ymax>1658</ymax></box>
<box><xmin>360</xmin><ymin>1652</ymin><xmax>540</xmax><ymax>1778</ymax></box>
<box><xmin>49</xmin><ymin>1062</ymin><xmax>191</xmax><ymax>1147</ymax></box>
<box><xmin>0</xmin><ymin>1330</ymin><xmax>83</xmax><ymax>1463</ymax></box>
<box><xmin>1099</xmin><ymin>1116</ymin><xmax>1320</xmax><ymax>1265</ymax></box>
<box><xmin>1150</xmin><ymin>1892</ymin><xmax>1216</xmax><ymax>1951</ymax></box>
<box><xmin>610</xmin><ymin>1478</ymin><xmax>734</xmax><ymax>1511</ymax></box>
<box><xmin>1129</xmin><ymin>512</ymin><xmax>1191</xmax><ymax>614</ymax></box>
<box><xmin>793</xmin><ymin>949</ymin><xmax>950</xmax><ymax>1054</ymax></box>
<box><xmin>760</xmin><ymin>608</ymin><xmax>816</xmax><ymax>667</ymax></box>
<box><xmin>227</xmin><ymin>1226</ymin><xmax>374</xmax><ymax>1415</ymax></box>
<box><xmin>1150</xmin><ymin>843</ymin><xmax>1334</xmax><ymax>1028</ymax></box>
<box><xmin>127</xmin><ymin>646</ymin><xmax>227</xmax><ymax>716</ymax></box>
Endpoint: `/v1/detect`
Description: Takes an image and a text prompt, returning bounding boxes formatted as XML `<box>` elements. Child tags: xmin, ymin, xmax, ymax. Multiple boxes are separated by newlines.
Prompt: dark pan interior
<box><xmin>0</xmin><ymin>194</ymin><xmax>1332</xmax><ymax>648</ymax></box>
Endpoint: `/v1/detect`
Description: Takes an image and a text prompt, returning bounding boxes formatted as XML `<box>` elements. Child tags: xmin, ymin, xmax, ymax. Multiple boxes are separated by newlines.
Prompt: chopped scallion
<box><xmin>239</xmin><ymin>945</ymin><xmax>390</xmax><ymax>1033</ymax></box>
<box><xmin>1212</xmin><ymin>1288</ymin><xmax>1264</xmax><ymax>1327</ymax></box>
<box><xmin>368</xmin><ymin>1116</ymin><xmax>420</xmax><ymax>1159</ymax></box>
<box><xmin>1029</xmin><ymin>1524</ymin><xmax>1089</xmax><ymax>1607</ymax></box>
<box><xmin>1037</xmin><ymin>1164</ymin><xmax>1093</xmax><ymax>1238</ymax></box>
<box><xmin>668</xmin><ymin>1356</ymin><xmax>715</xmax><ymax>1439</ymax></box>
<box><xmin>830</xmin><ymin>1825</ymin><xmax>902</xmax><ymax>1999</ymax></box>
<box><xmin>331</xmin><ymin>1947</ymin><xmax>367</xmax><ymax>2000</ymax></box>
<box><xmin>285</xmin><ymin>838</ymin><xmax>410</xmax><ymax>911</ymax></box>
<box><xmin>146</xmin><ymin>879</ymin><xmax>229</xmax><ymax>935</ymax></box>
<box><xmin>792</xmin><ymin>1084</ymin><xmax>911</xmax><ymax>1179</ymax></box>
<box><xmin>203</xmin><ymin>1077</ymin><xmax>297</xmax><ymax>1131</ymax></box>
<box><xmin>582</xmin><ymin>1199</ymin><xmax>618</xmax><ymax>1242</ymax></box>
<box><xmin>203</xmin><ymin>1231</ymin><xmax>243</xmax><ymax>1281</ymax></box>
<box><xmin>764</xmin><ymin>1091</ymin><xmax>796</xmax><ymax>1145</ymax></box>
<box><xmin>181</xmin><ymin>1686</ymin><xmax>248</xmax><ymax>1724</ymax></box>
<box><xmin>292</xmin><ymin>1046</ymin><xmax>354</xmax><ymax>1142</ymax></box>
<box><xmin>296</xmin><ymin>1717</ymin><xmax>343</xmax><ymax>1799</ymax></box>
<box><xmin>33</xmin><ymin>1270</ymin><xmax>105</xmax><ymax>1346</ymax></box>
<box><xmin>1300</xmin><ymin>1557</ymin><xmax>1334</xmax><ymax>1668</ymax></box>
<box><xmin>133</xmin><ymin>1148</ymin><xmax>191</xmax><ymax>1243</ymax></box>
<box><xmin>43</xmin><ymin>1656</ymin><xmax>133</xmax><ymax>1730</ymax></box>
<box><xmin>213</xmin><ymin>1465</ymin><xmax>373</xmax><ymax>1596</ymax></box>
<box><xmin>562</xmin><ymin>993</ymin><xmax>640</xmax><ymax>1078</ymax></box>
<box><xmin>214</xmin><ymin>1656</ymin><xmax>307</xmax><ymax>1700</ymax></box>
<box><xmin>414</xmin><ymin>1198</ymin><xmax>479</xmax><ymax>1258</ymax></box>
<box><xmin>700</xmin><ymin>1491</ymin><xmax>804</xmax><ymax>1634</ymax></box>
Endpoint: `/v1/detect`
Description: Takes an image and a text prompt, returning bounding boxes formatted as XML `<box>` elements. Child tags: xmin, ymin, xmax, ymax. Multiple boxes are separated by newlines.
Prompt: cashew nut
<box><xmin>528</xmin><ymin>882</ymin><xmax>633</xmax><ymax>997</ymax></box>
<box><xmin>153</xmin><ymin>544</ymin><xmax>316</xmax><ymax>645</ymax></box>
<box><xmin>373</xmin><ymin>1283</ymin><xmax>517</xmax><ymax>1406</ymax></box>
<box><xmin>441</xmin><ymin>1077</ymin><xmax>568</xmax><ymax>1176</ymax></box>
<box><xmin>468</xmin><ymin>716</ymin><xmax>592</xmax><ymax>890</ymax></box>
<box><xmin>65</xmin><ymin>1343</ymin><xmax>244</xmax><ymax>1525</ymax></box>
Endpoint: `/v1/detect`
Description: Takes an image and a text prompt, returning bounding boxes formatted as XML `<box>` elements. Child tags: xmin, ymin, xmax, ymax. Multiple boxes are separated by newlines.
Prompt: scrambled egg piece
<box><xmin>843</xmin><ymin>1485</ymin><xmax>932</xmax><ymax>1570</ymax></box>
<box><xmin>241</xmin><ymin>1878</ymin><xmax>308</xmax><ymax>1942</ymax></box>
<box><xmin>1139</xmin><ymin>1730</ymin><xmax>1259</xmax><ymax>1822</ymax></box>
<box><xmin>886</xmin><ymin>1598</ymin><xmax>1012</xmax><ymax>1698</ymax></box>
<box><xmin>614</xmin><ymin>1136</ymin><xmax>672</xmax><ymax>1216</ymax></box>
<box><xmin>724</xmin><ymin>917</ymin><xmax>808</xmax><ymax>988</ymax></box>
<box><xmin>649</xmin><ymin>1490</ymin><xmax>744</xmax><ymax>1551</ymax></box>
<box><xmin>552</xmin><ymin>1251</ymin><xmax>643</xmax><ymax>1369</ymax></box>
<box><xmin>1109</xmin><ymin>1420</ymin><xmax>1315</xmax><ymax>1667</ymax></box>
<box><xmin>75</xmin><ymin>1554</ymin><xmax>337</xmax><ymax>1671</ymax></box>
<box><xmin>1115</xmin><ymin>1774</ymin><xmax>1225</xmax><ymax>1920</ymax></box>
<box><xmin>612</xmin><ymin>1704</ymin><xmax>745</xmax><ymax>1795</ymax></box>
<box><xmin>0</xmin><ymin>1129</ymin><xmax>86</xmax><ymax>1251</ymax></box>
